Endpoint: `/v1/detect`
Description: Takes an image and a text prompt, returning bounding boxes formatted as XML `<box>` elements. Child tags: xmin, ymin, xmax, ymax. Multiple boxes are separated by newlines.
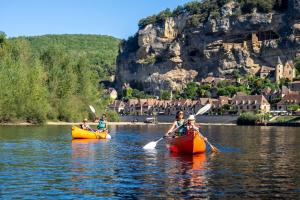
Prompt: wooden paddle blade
<box><xmin>89</xmin><ymin>105</ymin><xmax>96</xmax><ymax>114</ymax></box>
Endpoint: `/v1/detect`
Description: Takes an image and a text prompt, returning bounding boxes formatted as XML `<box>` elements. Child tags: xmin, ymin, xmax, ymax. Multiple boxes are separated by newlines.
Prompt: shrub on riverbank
<box><xmin>106</xmin><ymin>110</ymin><xmax>120</xmax><ymax>122</ymax></box>
<box><xmin>237</xmin><ymin>112</ymin><xmax>259</xmax><ymax>125</ymax></box>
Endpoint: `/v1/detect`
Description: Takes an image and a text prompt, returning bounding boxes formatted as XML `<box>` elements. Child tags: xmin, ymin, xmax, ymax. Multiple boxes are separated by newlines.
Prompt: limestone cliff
<box><xmin>117</xmin><ymin>0</ymin><xmax>300</xmax><ymax>94</ymax></box>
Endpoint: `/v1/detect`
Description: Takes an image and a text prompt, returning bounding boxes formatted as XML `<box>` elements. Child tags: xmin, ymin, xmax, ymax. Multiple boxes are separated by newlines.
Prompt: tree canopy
<box><xmin>0</xmin><ymin>33</ymin><xmax>120</xmax><ymax>124</ymax></box>
<box><xmin>138</xmin><ymin>0</ymin><xmax>289</xmax><ymax>29</ymax></box>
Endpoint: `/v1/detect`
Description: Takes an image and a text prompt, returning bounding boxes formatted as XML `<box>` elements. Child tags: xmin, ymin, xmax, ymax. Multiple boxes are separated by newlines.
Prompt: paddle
<box><xmin>143</xmin><ymin>104</ymin><xmax>212</xmax><ymax>150</ymax></box>
<box><xmin>89</xmin><ymin>105</ymin><xmax>96</xmax><ymax>118</ymax></box>
<box><xmin>198</xmin><ymin>129</ymin><xmax>219</xmax><ymax>153</ymax></box>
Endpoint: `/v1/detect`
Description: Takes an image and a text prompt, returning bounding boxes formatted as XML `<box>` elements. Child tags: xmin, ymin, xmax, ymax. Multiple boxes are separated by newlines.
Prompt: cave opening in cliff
<box><xmin>224</xmin><ymin>34</ymin><xmax>250</xmax><ymax>43</ymax></box>
<box><xmin>257</xmin><ymin>31</ymin><xmax>280</xmax><ymax>41</ymax></box>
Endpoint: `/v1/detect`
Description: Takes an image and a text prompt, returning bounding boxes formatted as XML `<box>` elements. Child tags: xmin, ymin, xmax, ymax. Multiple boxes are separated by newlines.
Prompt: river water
<box><xmin>0</xmin><ymin>125</ymin><xmax>299</xmax><ymax>199</ymax></box>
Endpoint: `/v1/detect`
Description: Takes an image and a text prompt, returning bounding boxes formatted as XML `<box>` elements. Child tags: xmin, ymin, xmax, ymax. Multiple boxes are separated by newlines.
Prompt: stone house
<box><xmin>259</xmin><ymin>66</ymin><xmax>275</xmax><ymax>79</ymax></box>
<box><xmin>277</xmin><ymin>93</ymin><xmax>300</xmax><ymax>111</ymax></box>
<box><xmin>108</xmin><ymin>100</ymin><xmax>125</xmax><ymax>113</ymax></box>
<box><xmin>231</xmin><ymin>95</ymin><xmax>271</xmax><ymax>113</ymax></box>
<box><xmin>124</xmin><ymin>99</ymin><xmax>139</xmax><ymax>115</ymax></box>
<box><xmin>107</xmin><ymin>88</ymin><xmax>118</xmax><ymax>100</ymax></box>
<box><xmin>275</xmin><ymin>57</ymin><xmax>296</xmax><ymax>83</ymax></box>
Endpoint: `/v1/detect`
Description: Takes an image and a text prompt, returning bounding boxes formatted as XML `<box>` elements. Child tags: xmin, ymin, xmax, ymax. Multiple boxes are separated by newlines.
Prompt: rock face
<box><xmin>116</xmin><ymin>0</ymin><xmax>300</xmax><ymax>94</ymax></box>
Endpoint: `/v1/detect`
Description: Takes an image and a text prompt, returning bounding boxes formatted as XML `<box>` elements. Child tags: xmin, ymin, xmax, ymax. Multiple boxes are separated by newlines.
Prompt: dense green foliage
<box><xmin>121</xmin><ymin>33</ymin><xmax>139</xmax><ymax>53</ymax></box>
<box><xmin>132</xmin><ymin>89</ymin><xmax>154</xmax><ymax>99</ymax></box>
<box><xmin>160</xmin><ymin>90</ymin><xmax>171</xmax><ymax>100</ymax></box>
<box><xmin>287</xmin><ymin>104</ymin><xmax>300</xmax><ymax>112</ymax></box>
<box><xmin>237</xmin><ymin>112</ymin><xmax>259</xmax><ymax>125</ymax></box>
<box><xmin>239</xmin><ymin>0</ymin><xmax>288</xmax><ymax>14</ymax></box>
<box><xmin>0</xmin><ymin>33</ymin><xmax>120</xmax><ymax>124</ymax></box>
<box><xmin>14</xmin><ymin>34</ymin><xmax>120</xmax><ymax>79</ymax></box>
<box><xmin>138</xmin><ymin>0</ymin><xmax>288</xmax><ymax>29</ymax></box>
<box><xmin>178</xmin><ymin>75</ymin><xmax>279</xmax><ymax>100</ymax></box>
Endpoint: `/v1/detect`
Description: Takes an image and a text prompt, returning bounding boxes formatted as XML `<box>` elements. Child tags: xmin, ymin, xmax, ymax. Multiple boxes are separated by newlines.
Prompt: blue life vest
<box><xmin>97</xmin><ymin>120</ymin><xmax>106</xmax><ymax>130</ymax></box>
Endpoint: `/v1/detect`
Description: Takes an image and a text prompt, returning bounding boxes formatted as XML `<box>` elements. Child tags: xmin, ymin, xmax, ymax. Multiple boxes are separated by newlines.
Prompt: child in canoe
<box><xmin>80</xmin><ymin>118</ymin><xmax>94</xmax><ymax>132</ymax></box>
<box><xmin>185</xmin><ymin>115</ymin><xmax>208</xmax><ymax>141</ymax></box>
<box><xmin>165</xmin><ymin>111</ymin><xmax>185</xmax><ymax>137</ymax></box>
<box><xmin>97</xmin><ymin>114</ymin><xmax>108</xmax><ymax>131</ymax></box>
<box><xmin>185</xmin><ymin>115</ymin><xmax>199</xmax><ymax>132</ymax></box>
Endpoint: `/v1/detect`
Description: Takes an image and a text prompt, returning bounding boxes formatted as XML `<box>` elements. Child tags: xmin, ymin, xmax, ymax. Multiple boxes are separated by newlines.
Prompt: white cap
<box><xmin>187</xmin><ymin>115</ymin><xmax>195</xmax><ymax>121</ymax></box>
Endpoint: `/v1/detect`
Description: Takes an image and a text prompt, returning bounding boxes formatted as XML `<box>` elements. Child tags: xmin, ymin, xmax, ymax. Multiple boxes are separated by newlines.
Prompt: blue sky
<box><xmin>1</xmin><ymin>0</ymin><xmax>191</xmax><ymax>39</ymax></box>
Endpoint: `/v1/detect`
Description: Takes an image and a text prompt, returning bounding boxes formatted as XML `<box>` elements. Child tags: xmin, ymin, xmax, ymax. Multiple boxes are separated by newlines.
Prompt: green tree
<box><xmin>287</xmin><ymin>104</ymin><xmax>300</xmax><ymax>112</ymax></box>
<box><xmin>160</xmin><ymin>90</ymin><xmax>171</xmax><ymax>100</ymax></box>
<box><xmin>123</xmin><ymin>87</ymin><xmax>133</xmax><ymax>99</ymax></box>
<box><xmin>183</xmin><ymin>82</ymin><xmax>199</xmax><ymax>99</ymax></box>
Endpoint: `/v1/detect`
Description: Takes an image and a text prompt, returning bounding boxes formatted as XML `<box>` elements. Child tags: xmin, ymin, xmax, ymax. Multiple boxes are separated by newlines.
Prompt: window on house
<box><xmin>253</xmin><ymin>105</ymin><xmax>256</xmax><ymax>109</ymax></box>
<box><xmin>240</xmin><ymin>106</ymin><xmax>243</xmax><ymax>109</ymax></box>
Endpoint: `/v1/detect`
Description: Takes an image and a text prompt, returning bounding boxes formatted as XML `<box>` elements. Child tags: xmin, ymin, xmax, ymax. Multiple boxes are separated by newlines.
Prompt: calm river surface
<box><xmin>0</xmin><ymin>125</ymin><xmax>300</xmax><ymax>199</ymax></box>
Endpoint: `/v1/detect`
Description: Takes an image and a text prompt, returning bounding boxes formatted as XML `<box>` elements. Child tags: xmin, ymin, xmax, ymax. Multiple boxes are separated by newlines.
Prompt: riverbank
<box><xmin>0</xmin><ymin>121</ymin><xmax>236</xmax><ymax>126</ymax></box>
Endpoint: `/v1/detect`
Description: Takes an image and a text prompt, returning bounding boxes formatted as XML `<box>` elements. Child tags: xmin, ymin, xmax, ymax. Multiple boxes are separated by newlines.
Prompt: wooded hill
<box><xmin>0</xmin><ymin>33</ymin><xmax>120</xmax><ymax>124</ymax></box>
<box><xmin>16</xmin><ymin>34</ymin><xmax>120</xmax><ymax>78</ymax></box>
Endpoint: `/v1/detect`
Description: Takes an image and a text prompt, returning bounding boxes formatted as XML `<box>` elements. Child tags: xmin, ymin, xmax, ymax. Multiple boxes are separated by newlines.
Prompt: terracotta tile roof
<box><xmin>277</xmin><ymin>94</ymin><xmax>300</xmax><ymax>105</ymax></box>
<box><xmin>232</xmin><ymin>95</ymin><xmax>270</xmax><ymax>105</ymax></box>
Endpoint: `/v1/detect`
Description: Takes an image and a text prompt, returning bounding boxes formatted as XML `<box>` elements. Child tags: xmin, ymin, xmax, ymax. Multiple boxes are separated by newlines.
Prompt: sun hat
<box><xmin>83</xmin><ymin>118</ymin><xmax>88</xmax><ymax>122</ymax></box>
<box><xmin>187</xmin><ymin>115</ymin><xmax>195</xmax><ymax>121</ymax></box>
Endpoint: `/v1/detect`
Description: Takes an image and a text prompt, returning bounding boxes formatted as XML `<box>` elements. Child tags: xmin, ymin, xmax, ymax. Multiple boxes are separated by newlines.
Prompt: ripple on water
<box><xmin>0</xmin><ymin>125</ymin><xmax>300</xmax><ymax>199</ymax></box>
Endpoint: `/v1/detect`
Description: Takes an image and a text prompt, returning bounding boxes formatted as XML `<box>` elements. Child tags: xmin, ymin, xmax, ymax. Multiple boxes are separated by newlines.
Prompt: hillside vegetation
<box><xmin>0</xmin><ymin>33</ymin><xmax>120</xmax><ymax>124</ymax></box>
<box><xmin>138</xmin><ymin>0</ymin><xmax>288</xmax><ymax>29</ymax></box>
<box><xmin>15</xmin><ymin>34</ymin><xmax>120</xmax><ymax>79</ymax></box>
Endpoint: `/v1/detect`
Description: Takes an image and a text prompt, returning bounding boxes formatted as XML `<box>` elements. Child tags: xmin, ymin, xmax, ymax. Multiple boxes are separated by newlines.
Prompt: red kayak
<box><xmin>166</xmin><ymin>130</ymin><xmax>206</xmax><ymax>154</ymax></box>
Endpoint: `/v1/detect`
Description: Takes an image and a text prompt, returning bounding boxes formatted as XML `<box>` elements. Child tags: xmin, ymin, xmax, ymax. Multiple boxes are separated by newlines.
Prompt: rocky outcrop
<box><xmin>116</xmin><ymin>0</ymin><xmax>300</xmax><ymax>94</ymax></box>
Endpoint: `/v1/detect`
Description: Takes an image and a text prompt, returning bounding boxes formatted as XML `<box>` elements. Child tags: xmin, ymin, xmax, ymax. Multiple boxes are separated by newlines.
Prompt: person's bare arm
<box><xmin>166</xmin><ymin>122</ymin><xmax>176</xmax><ymax>136</ymax></box>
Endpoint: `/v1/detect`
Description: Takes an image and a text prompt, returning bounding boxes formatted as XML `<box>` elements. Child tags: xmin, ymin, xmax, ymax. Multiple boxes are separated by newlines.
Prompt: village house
<box><xmin>108</xmin><ymin>100</ymin><xmax>125</xmax><ymax>113</ymax></box>
<box><xmin>110</xmin><ymin>94</ymin><xmax>271</xmax><ymax>116</ymax></box>
<box><xmin>107</xmin><ymin>88</ymin><xmax>118</xmax><ymax>100</ymax></box>
<box><xmin>277</xmin><ymin>93</ymin><xmax>300</xmax><ymax>111</ymax></box>
<box><xmin>257</xmin><ymin>57</ymin><xmax>295</xmax><ymax>83</ymax></box>
<box><xmin>124</xmin><ymin>99</ymin><xmax>139</xmax><ymax>115</ymax></box>
<box><xmin>231</xmin><ymin>95</ymin><xmax>270</xmax><ymax>114</ymax></box>
<box><xmin>261</xmin><ymin>87</ymin><xmax>282</xmax><ymax>104</ymax></box>
<box><xmin>275</xmin><ymin>57</ymin><xmax>296</xmax><ymax>83</ymax></box>
<box><xmin>259</xmin><ymin>66</ymin><xmax>275</xmax><ymax>79</ymax></box>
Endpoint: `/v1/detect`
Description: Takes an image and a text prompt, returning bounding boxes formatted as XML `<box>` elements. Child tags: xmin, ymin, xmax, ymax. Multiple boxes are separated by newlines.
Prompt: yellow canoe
<box><xmin>71</xmin><ymin>126</ymin><xmax>111</xmax><ymax>139</ymax></box>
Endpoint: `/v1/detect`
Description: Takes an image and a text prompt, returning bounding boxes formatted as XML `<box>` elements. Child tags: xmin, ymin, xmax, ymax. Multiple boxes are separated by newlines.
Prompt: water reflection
<box><xmin>164</xmin><ymin>153</ymin><xmax>208</xmax><ymax>199</ymax></box>
<box><xmin>0</xmin><ymin>125</ymin><xmax>300</xmax><ymax>199</ymax></box>
<box><xmin>70</xmin><ymin>139</ymin><xmax>113</xmax><ymax>197</ymax></box>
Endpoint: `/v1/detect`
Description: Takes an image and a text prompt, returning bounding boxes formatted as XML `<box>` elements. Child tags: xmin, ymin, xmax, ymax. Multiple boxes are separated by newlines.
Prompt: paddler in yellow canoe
<box><xmin>80</xmin><ymin>118</ymin><xmax>94</xmax><ymax>132</ymax></box>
